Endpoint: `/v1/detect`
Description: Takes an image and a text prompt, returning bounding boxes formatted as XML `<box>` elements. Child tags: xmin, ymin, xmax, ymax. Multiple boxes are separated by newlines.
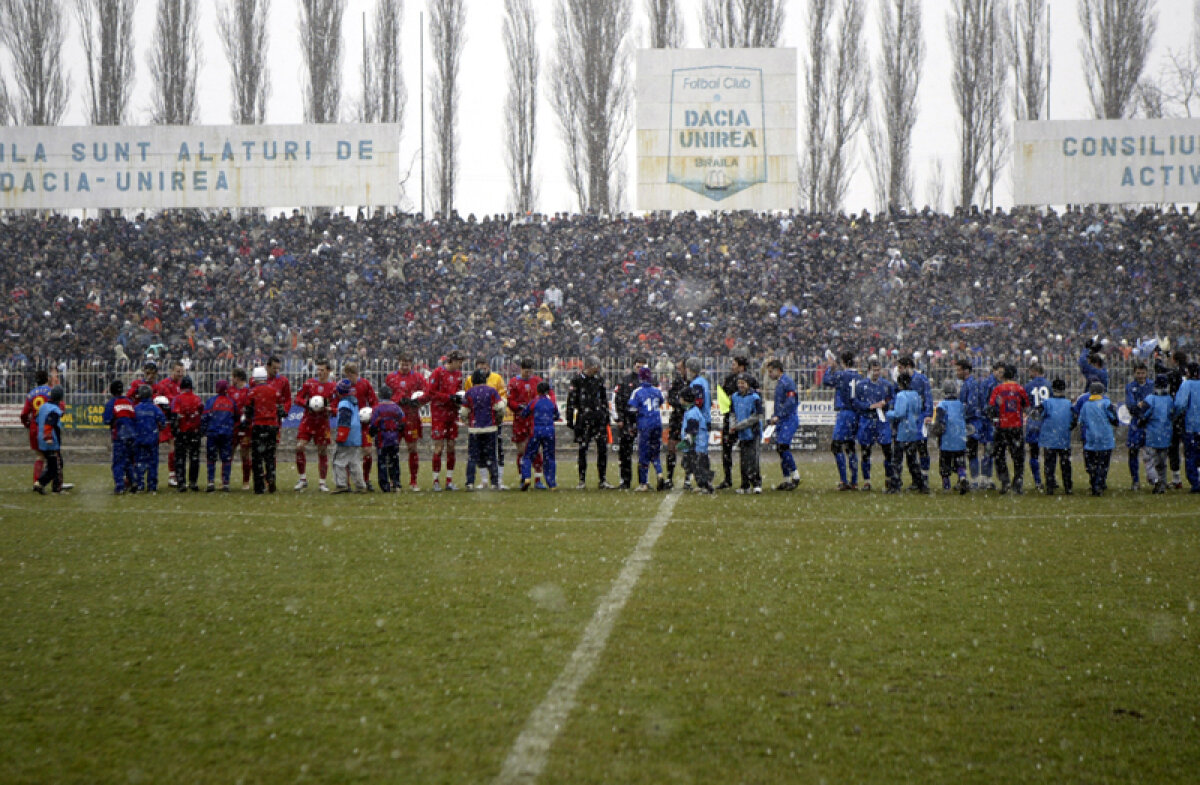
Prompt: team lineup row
<box><xmin>20</xmin><ymin>344</ymin><xmax>1200</xmax><ymax>497</ymax></box>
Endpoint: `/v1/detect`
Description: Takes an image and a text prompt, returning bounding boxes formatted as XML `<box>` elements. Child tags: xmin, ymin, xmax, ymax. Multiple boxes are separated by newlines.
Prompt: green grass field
<box><xmin>2</xmin><ymin>460</ymin><xmax>1199</xmax><ymax>784</ymax></box>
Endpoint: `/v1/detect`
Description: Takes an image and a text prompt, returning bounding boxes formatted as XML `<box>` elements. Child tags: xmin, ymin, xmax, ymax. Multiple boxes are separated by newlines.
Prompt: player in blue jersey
<box><xmin>102</xmin><ymin>379</ymin><xmax>137</xmax><ymax>493</ymax></box>
<box><xmin>729</xmin><ymin>375</ymin><xmax>764</xmax><ymax>493</ymax></box>
<box><xmin>32</xmin><ymin>387</ymin><xmax>65</xmax><ymax>494</ymax></box>
<box><xmin>929</xmin><ymin>379</ymin><xmax>969</xmax><ymax>493</ymax></box>
<box><xmin>132</xmin><ymin>385</ymin><xmax>167</xmax><ymax>493</ymax></box>
<box><xmin>202</xmin><ymin>379</ymin><xmax>240</xmax><ymax>492</ymax></box>
<box><xmin>1135</xmin><ymin>379</ymin><xmax>1174</xmax><ymax>494</ymax></box>
<box><xmin>766</xmin><ymin>359</ymin><xmax>800</xmax><ymax>490</ymax></box>
<box><xmin>628</xmin><ymin>367</ymin><xmax>666</xmax><ymax>491</ymax></box>
<box><xmin>1079</xmin><ymin>338</ymin><xmax>1109</xmax><ymax>389</ymax></box>
<box><xmin>1035</xmin><ymin>379</ymin><xmax>1077</xmax><ymax>495</ymax></box>
<box><xmin>520</xmin><ymin>382</ymin><xmax>561</xmax><ymax>490</ymax></box>
<box><xmin>1174</xmin><ymin>362</ymin><xmax>1200</xmax><ymax>492</ymax></box>
<box><xmin>679</xmin><ymin>387</ymin><xmax>714</xmax><ymax>493</ymax></box>
<box><xmin>1023</xmin><ymin>362</ymin><xmax>1051</xmax><ymax>490</ymax></box>
<box><xmin>897</xmin><ymin>355</ymin><xmax>933</xmax><ymax>487</ymax></box>
<box><xmin>957</xmin><ymin>359</ymin><xmax>998</xmax><ymax>489</ymax></box>
<box><xmin>887</xmin><ymin>373</ymin><xmax>928</xmax><ymax>493</ymax></box>
<box><xmin>1123</xmin><ymin>361</ymin><xmax>1154</xmax><ymax>490</ymax></box>
<box><xmin>853</xmin><ymin>358</ymin><xmax>894</xmax><ymax>492</ymax></box>
<box><xmin>823</xmin><ymin>351</ymin><xmax>862</xmax><ymax>490</ymax></box>
<box><xmin>1080</xmin><ymin>382</ymin><xmax>1120</xmax><ymax>496</ymax></box>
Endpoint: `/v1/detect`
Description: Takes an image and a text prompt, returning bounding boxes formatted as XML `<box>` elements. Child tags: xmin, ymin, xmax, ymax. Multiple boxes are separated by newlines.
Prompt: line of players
<box><xmin>24</xmin><ymin>344</ymin><xmax>1200</xmax><ymax>496</ymax></box>
<box><xmin>821</xmin><ymin>345</ymin><xmax>1200</xmax><ymax>496</ymax></box>
<box><xmin>86</xmin><ymin>351</ymin><xmax>567</xmax><ymax>494</ymax></box>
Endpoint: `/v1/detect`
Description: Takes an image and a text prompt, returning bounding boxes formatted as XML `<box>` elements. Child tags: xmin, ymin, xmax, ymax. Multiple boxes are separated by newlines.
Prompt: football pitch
<box><xmin>2</xmin><ymin>462</ymin><xmax>1199</xmax><ymax>783</ymax></box>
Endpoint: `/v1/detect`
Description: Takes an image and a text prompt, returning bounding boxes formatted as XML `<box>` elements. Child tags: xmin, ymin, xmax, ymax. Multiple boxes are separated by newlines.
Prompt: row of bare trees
<box><xmin>0</xmin><ymin>0</ymin><xmax>1178</xmax><ymax>216</ymax></box>
<box><xmin>0</xmin><ymin>0</ymin><xmax>395</xmax><ymax>129</ymax></box>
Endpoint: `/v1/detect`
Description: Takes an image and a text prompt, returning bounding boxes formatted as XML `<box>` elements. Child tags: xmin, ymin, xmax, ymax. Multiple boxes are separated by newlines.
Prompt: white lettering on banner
<box><xmin>1015</xmin><ymin>118</ymin><xmax>1200</xmax><ymax>205</ymax></box>
<box><xmin>0</xmin><ymin>404</ymin><xmax>25</xmax><ymax>428</ymax></box>
<box><xmin>0</xmin><ymin>124</ymin><xmax>400</xmax><ymax>210</ymax></box>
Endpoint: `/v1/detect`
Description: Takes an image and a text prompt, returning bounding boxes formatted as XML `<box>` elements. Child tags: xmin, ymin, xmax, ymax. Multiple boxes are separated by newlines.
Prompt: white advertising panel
<box><xmin>637</xmin><ymin>48</ymin><xmax>797</xmax><ymax>211</ymax></box>
<box><xmin>0</xmin><ymin>123</ymin><xmax>400</xmax><ymax>210</ymax></box>
<box><xmin>1014</xmin><ymin>118</ymin><xmax>1200</xmax><ymax>205</ymax></box>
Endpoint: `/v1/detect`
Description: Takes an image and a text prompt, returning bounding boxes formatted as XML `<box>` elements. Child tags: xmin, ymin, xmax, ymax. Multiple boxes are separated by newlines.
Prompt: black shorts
<box><xmin>667</xmin><ymin>413</ymin><xmax>683</xmax><ymax>442</ymax></box>
<box><xmin>574</xmin><ymin>419</ymin><xmax>607</xmax><ymax>443</ymax></box>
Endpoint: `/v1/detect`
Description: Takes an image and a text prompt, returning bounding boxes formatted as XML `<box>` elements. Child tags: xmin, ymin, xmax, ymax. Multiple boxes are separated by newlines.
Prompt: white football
<box><xmin>153</xmin><ymin>395</ymin><xmax>169</xmax><ymax>407</ymax></box>
<box><xmin>410</xmin><ymin>390</ymin><xmax>425</xmax><ymax>401</ymax></box>
<box><xmin>359</xmin><ymin>406</ymin><xmax>373</xmax><ymax>423</ymax></box>
<box><xmin>308</xmin><ymin>395</ymin><xmax>325</xmax><ymax>412</ymax></box>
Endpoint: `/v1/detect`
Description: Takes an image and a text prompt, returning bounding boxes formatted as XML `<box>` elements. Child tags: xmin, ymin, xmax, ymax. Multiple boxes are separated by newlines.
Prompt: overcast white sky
<box><xmin>43</xmin><ymin>0</ymin><xmax>1196</xmax><ymax>215</ymax></box>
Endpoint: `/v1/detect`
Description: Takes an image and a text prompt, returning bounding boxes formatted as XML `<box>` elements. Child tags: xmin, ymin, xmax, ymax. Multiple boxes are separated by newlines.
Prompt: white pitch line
<box><xmin>494</xmin><ymin>490</ymin><xmax>682</xmax><ymax>785</ymax></box>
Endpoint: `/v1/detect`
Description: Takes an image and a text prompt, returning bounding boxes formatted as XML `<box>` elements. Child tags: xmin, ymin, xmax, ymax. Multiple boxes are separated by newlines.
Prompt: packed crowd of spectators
<box><xmin>1</xmin><ymin>205</ymin><xmax>1195</xmax><ymax>376</ymax></box>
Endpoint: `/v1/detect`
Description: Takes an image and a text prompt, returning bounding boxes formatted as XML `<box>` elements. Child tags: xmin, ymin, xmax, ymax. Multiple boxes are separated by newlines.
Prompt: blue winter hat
<box><xmin>336</xmin><ymin>378</ymin><xmax>353</xmax><ymax>396</ymax></box>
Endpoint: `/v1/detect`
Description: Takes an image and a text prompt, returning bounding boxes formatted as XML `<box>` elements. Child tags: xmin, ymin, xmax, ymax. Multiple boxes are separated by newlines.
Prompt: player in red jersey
<box><xmin>342</xmin><ymin>362</ymin><xmax>379</xmax><ymax>490</ymax></box>
<box><xmin>508</xmin><ymin>357</ymin><xmax>554</xmax><ymax>489</ymax></box>
<box><xmin>266</xmin><ymin>354</ymin><xmax>292</xmax><ymax>448</ymax></box>
<box><xmin>154</xmin><ymin>360</ymin><xmax>185</xmax><ymax>485</ymax></box>
<box><xmin>987</xmin><ymin>363</ymin><xmax>1031</xmax><ymax>494</ymax></box>
<box><xmin>169</xmin><ymin>376</ymin><xmax>204</xmax><ymax>491</ymax></box>
<box><xmin>20</xmin><ymin>368</ymin><xmax>62</xmax><ymax>488</ymax></box>
<box><xmin>243</xmin><ymin>366</ymin><xmax>285</xmax><ymax>493</ymax></box>
<box><xmin>126</xmin><ymin>360</ymin><xmax>159</xmax><ymax>399</ymax></box>
<box><xmin>266</xmin><ymin>356</ymin><xmax>292</xmax><ymax>416</ymax></box>
<box><xmin>427</xmin><ymin>351</ymin><xmax>464</xmax><ymax>491</ymax></box>
<box><xmin>385</xmin><ymin>352</ymin><xmax>428</xmax><ymax>491</ymax></box>
<box><xmin>294</xmin><ymin>358</ymin><xmax>338</xmax><ymax>492</ymax></box>
<box><xmin>228</xmin><ymin>367</ymin><xmax>254</xmax><ymax>489</ymax></box>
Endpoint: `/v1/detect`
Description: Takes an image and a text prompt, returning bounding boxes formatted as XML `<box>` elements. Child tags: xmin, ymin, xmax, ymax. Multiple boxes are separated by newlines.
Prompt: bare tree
<box><xmin>1156</xmin><ymin>48</ymin><xmax>1200</xmax><ymax>117</ymax></box>
<box><xmin>75</xmin><ymin>0</ymin><xmax>138</xmax><ymax>125</ymax></box>
<box><xmin>550</xmin><ymin>0</ymin><xmax>632</xmax><ymax>214</ymax></box>
<box><xmin>1007</xmin><ymin>0</ymin><xmax>1047</xmax><ymax>120</ymax></box>
<box><xmin>299</xmin><ymin>0</ymin><xmax>345</xmax><ymax>124</ymax></box>
<box><xmin>925</xmin><ymin>157</ymin><xmax>947</xmax><ymax>211</ymax></box>
<box><xmin>0</xmin><ymin>80</ymin><xmax>10</xmax><ymax>124</ymax></box>
<box><xmin>1078</xmin><ymin>0</ymin><xmax>1157</xmax><ymax>119</ymax></box>
<box><xmin>148</xmin><ymin>0</ymin><xmax>200</xmax><ymax>124</ymax></box>
<box><xmin>504</xmin><ymin>0</ymin><xmax>538</xmax><ymax>212</ymax></box>
<box><xmin>949</xmin><ymin>0</ymin><xmax>1009</xmax><ymax>209</ymax></box>
<box><xmin>0</xmin><ymin>0</ymin><xmax>70</xmax><ymax>125</ymax></box>
<box><xmin>701</xmin><ymin>0</ymin><xmax>785</xmax><ymax>47</ymax></box>
<box><xmin>429</xmin><ymin>0</ymin><xmax>466</xmax><ymax>215</ymax></box>
<box><xmin>218</xmin><ymin>0</ymin><xmax>270</xmax><ymax>124</ymax></box>
<box><xmin>361</xmin><ymin>0</ymin><xmax>406</xmax><ymax>125</ymax></box>
<box><xmin>868</xmin><ymin>0</ymin><xmax>923</xmax><ymax>213</ymax></box>
<box><xmin>646</xmin><ymin>0</ymin><xmax>683</xmax><ymax>47</ymax></box>
<box><xmin>802</xmin><ymin>0</ymin><xmax>831</xmax><ymax>213</ymax></box>
<box><xmin>815</xmin><ymin>0</ymin><xmax>868</xmax><ymax>214</ymax></box>
<box><xmin>1134</xmin><ymin>78</ymin><xmax>1165</xmax><ymax>117</ymax></box>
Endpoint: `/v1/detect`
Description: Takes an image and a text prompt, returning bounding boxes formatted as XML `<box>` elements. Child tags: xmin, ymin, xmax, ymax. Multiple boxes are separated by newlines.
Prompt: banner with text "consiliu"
<box><xmin>0</xmin><ymin>124</ymin><xmax>400</xmax><ymax>211</ymax></box>
<box><xmin>1014</xmin><ymin>118</ymin><xmax>1200</xmax><ymax>206</ymax></box>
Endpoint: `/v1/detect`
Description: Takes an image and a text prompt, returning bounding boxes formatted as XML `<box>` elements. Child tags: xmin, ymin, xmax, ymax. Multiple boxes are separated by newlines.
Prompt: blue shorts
<box><xmin>832</xmin><ymin>410</ymin><xmax>859</xmax><ymax>442</ymax></box>
<box><xmin>966</xmin><ymin>419</ymin><xmax>993</xmax><ymax>444</ymax></box>
<box><xmin>857</xmin><ymin>417</ymin><xmax>892</xmax><ymax>446</ymax></box>
<box><xmin>207</xmin><ymin>433</ymin><xmax>233</xmax><ymax>463</ymax></box>
<box><xmin>775</xmin><ymin>419</ymin><xmax>797</xmax><ymax>448</ymax></box>
<box><xmin>1126</xmin><ymin>427</ymin><xmax>1146</xmax><ymax>449</ymax></box>
<box><xmin>637</xmin><ymin>428</ymin><xmax>662</xmax><ymax>465</ymax></box>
